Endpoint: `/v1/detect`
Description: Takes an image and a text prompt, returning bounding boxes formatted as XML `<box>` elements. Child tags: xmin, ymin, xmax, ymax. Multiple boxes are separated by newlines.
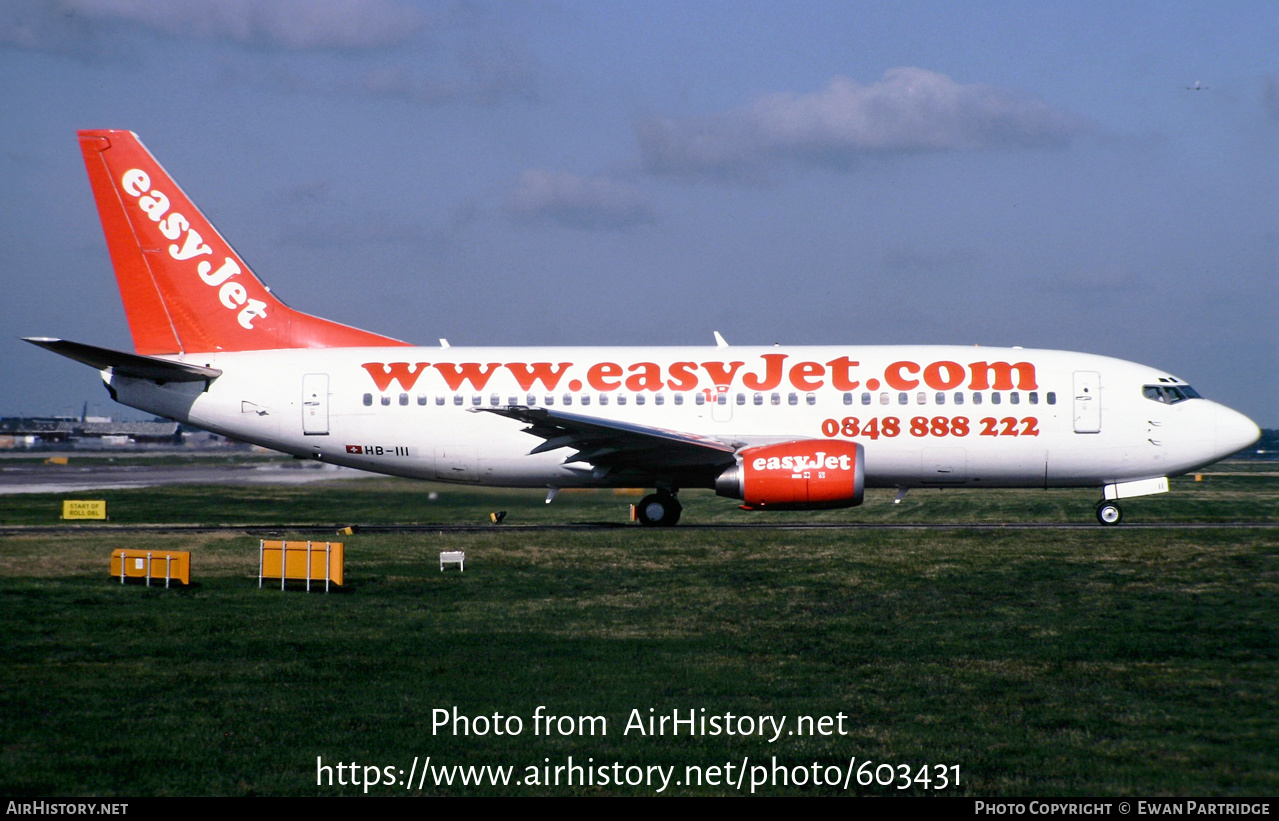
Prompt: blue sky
<box><xmin>1</xmin><ymin>1</ymin><xmax>1275</xmax><ymax>425</ymax></box>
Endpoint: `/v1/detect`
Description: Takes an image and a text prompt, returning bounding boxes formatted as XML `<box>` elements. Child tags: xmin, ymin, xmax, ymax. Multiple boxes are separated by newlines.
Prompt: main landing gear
<box><xmin>636</xmin><ymin>490</ymin><xmax>682</xmax><ymax>527</ymax></box>
<box><xmin>1095</xmin><ymin>500</ymin><xmax>1122</xmax><ymax>525</ymax></box>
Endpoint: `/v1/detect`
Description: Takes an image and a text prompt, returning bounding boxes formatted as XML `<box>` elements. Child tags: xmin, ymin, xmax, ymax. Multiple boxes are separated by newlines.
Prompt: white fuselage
<box><xmin>106</xmin><ymin>344</ymin><xmax>1260</xmax><ymax>493</ymax></box>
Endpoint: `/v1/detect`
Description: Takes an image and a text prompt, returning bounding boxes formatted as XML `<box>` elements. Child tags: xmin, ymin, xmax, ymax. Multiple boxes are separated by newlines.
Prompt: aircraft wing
<box><xmin>474</xmin><ymin>405</ymin><xmax>738</xmax><ymax>480</ymax></box>
<box><xmin>24</xmin><ymin>338</ymin><xmax>222</xmax><ymax>383</ymax></box>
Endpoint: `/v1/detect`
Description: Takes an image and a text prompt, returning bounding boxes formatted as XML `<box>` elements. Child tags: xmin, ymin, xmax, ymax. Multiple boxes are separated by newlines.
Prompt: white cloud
<box><xmin>884</xmin><ymin>244</ymin><xmax>981</xmax><ymax>274</ymax></box>
<box><xmin>0</xmin><ymin>1</ymin><xmax>94</xmax><ymax>55</ymax></box>
<box><xmin>638</xmin><ymin>68</ymin><xmax>1086</xmax><ymax>182</ymax></box>
<box><xmin>356</xmin><ymin>48</ymin><xmax>538</xmax><ymax>105</ymax></box>
<box><xmin>67</xmin><ymin>0</ymin><xmax>425</xmax><ymax>50</ymax></box>
<box><xmin>1</xmin><ymin>0</ymin><xmax>424</xmax><ymax>55</ymax></box>
<box><xmin>1264</xmin><ymin>74</ymin><xmax>1279</xmax><ymax>122</ymax></box>
<box><xmin>1</xmin><ymin>0</ymin><xmax>539</xmax><ymax>105</ymax></box>
<box><xmin>505</xmin><ymin>169</ymin><xmax>655</xmax><ymax>231</ymax></box>
<box><xmin>267</xmin><ymin>179</ymin><xmax>434</xmax><ymax>247</ymax></box>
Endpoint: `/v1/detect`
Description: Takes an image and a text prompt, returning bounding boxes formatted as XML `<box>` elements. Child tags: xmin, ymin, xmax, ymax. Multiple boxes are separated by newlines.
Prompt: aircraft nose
<box><xmin>1214</xmin><ymin>405</ymin><xmax>1262</xmax><ymax>459</ymax></box>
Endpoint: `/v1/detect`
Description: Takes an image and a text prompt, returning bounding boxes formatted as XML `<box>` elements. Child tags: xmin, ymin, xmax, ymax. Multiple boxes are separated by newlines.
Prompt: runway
<box><xmin>3</xmin><ymin>521</ymin><xmax>1276</xmax><ymax>537</ymax></box>
<box><xmin>2</xmin><ymin>452</ymin><xmax>1272</xmax><ymax>536</ymax></box>
<box><xmin>0</xmin><ymin>456</ymin><xmax>362</xmax><ymax>495</ymax></box>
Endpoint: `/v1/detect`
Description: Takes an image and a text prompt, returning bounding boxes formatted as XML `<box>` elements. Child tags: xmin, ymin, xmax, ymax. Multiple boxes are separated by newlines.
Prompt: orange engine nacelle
<box><xmin>715</xmin><ymin>440</ymin><xmax>865</xmax><ymax>510</ymax></box>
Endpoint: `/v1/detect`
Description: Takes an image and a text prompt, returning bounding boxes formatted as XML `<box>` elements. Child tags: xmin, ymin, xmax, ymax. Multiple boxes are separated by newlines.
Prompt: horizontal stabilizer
<box><xmin>24</xmin><ymin>338</ymin><xmax>222</xmax><ymax>383</ymax></box>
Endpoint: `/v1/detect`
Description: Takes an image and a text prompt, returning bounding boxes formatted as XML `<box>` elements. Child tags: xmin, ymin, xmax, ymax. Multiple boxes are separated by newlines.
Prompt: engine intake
<box><xmin>715</xmin><ymin>440</ymin><xmax>865</xmax><ymax>509</ymax></box>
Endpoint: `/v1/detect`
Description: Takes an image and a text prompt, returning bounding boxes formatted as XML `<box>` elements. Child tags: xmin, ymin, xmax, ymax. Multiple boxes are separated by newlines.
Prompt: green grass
<box><xmin>0</xmin><ymin>464</ymin><xmax>1275</xmax><ymax>796</ymax></box>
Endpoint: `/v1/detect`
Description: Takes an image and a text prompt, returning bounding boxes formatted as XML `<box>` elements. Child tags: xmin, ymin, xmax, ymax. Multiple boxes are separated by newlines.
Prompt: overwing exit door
<box><xmin>302</xmin><ymin>374</ymin><xmax>329</xmax><ymax>435</ymax></box>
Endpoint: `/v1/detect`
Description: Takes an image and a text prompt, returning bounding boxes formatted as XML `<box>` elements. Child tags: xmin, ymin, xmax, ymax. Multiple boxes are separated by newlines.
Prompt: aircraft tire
<box><xmin>637</xmin><ymin>493</ymin><xmax>682</xmax><ymax>526</ymax></box>
<box><xmin>1096</xmin><ymin>501</ymin><xmax>1122</xmax><ymax>525</ymax></box>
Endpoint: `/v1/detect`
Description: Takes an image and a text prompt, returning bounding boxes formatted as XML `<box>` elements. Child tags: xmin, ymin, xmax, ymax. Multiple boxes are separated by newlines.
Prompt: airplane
<box><xmin>26</xmin><ymin>130</ymin><xmax>1261</xmax><ymax>526</ymax></box>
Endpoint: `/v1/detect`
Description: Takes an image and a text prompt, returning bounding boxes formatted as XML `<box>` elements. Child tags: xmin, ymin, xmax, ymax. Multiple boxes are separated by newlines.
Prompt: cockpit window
<box><xmin>1143</xmin><ymin>385</ymin><xmax>1201</xmax><ymax>404</ymax></box>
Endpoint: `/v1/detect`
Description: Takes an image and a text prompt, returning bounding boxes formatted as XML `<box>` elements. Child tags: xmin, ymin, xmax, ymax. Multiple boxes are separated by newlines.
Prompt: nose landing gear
<box><xmin>1095</xmin><ymin>501</ymin><xmax>1122</xmax><ymax>525</ymax></box>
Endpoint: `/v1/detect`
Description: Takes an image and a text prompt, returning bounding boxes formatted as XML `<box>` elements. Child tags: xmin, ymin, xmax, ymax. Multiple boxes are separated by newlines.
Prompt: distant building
<box><xmin>0</xmin><ymin>416</ymin><xmax>181</xmax><ymax>448</ymax></box>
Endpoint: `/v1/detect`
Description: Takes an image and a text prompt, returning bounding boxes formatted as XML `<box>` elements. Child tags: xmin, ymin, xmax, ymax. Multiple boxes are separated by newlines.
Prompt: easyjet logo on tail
<box><xmin>119</xmin><ymin>168</ymin><xmax>268</xmax><ymax>331</ymax></box>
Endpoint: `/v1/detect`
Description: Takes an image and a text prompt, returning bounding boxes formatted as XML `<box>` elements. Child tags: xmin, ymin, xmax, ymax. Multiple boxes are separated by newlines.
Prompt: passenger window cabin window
<box><xmin>972</xmin><ymin>393</ymin><xmax>983</xmax><ymax>405</ymax></box>
<box><xmin>436</xmin><ymin>396</ymin><xmax>445</xmax><ymax>406</ymax></box>
<box><xmin>381</xmin><ymin>396</ymin><xmax>391</xmax><ymax>406</ymax></box>
<box><xmin>1029</xmin><ymin>392</ymin><xmax>1038</xmax><ymax>405</ymax></box>
<box><xmin>1010</xmin><ymin>392</ymin><xmax>1019</xmax><ymax>405</ymax></box>
<box><xmin>861</xmin><ymin>392</ymin><xmax>871</xmax><ymax>405</ymax></box>
<box><xmin>416</xmin><ymin>394</ymin><xmax>426</xmax><ymax>406</ymax></box>
<box><xmin>545</xmin><ymin>395</ymin><xmax>554</xmax><ymax>406</ymax></box>
<box><xmin>754</xmin><ymin>393</ymin><xmax>763</xmax><ymax>405</ymax></box>
<box><xmin>655</xmin><ymin>394</ymin><xmax>664</xmax><ymax>405</ymax></box>
<box><xmin>600</xmin><ymin>394</ymin><xmax>609</xmax><ymax>405</ymax></box>
<box><xmin>916</xmin><ymin>391</ymin><xmax>927</xmax><ymax>405</ymax></box>
<box><xmin>879</xmin><ymin>392</ymin><xmax>889</xmax><ymax>405</ymax></box>
<box><xmin>617</xmin><ymin>394</ymin><xmax>627</xmax><ymax>405</ymax></box>
<box><xmin>736</xmin><ymin>393</ymin><xmax>745</xmax><ymax>405</ymax></box>
<box><xmin>508</xmin><ymin>396</ymin><xmax>518</xmax><ymax>405</ymax></box>
<box><xmin>1047</xmin><ymin>392</ymin><xmax>1056</xmax><ymax>405</ymax></box>
<box><xmin>788</xmin><ymin>393</ymin><xmax>798</xmax><ymax>406</ymax></box>
<box><xmin>674</xmin><ymin>394</ymin><xmax>684</xmax><ymax>405</ymax></box>
<box><xmin>953</xmin><ymin>392</ymin><xmax>964</xmax><ymax>405</ymax></box>
<box><xmin>527</xmin><ymin>395</ymin><xmax>537</xmax><ymax>406</ymax></box>
<box><xmin>843</xmin><ymin>392</ymin><xmax>853</xmax><ymax>405</ymax></box>
<box><xmin>472</xmin><ymin>395</ymin><xmax>482</xmax><ymax>406</ymax></box>
<box><xmin>563</xmin><ymin>394</ymin><xmax>572</xmax><ymax>405</ymax></box>
<box><xmin>898</xmin><ymin>392</ymin><xmax>909</xmax><ymax>405</ymax></box>
<box><xmin>581</xmin><ymin>394</ymin><xmax>590</xmax><ymax>405</ymax></box>
<box><xmin>696</xmin><ymin>394</ymin><xmax>705</xmax><ymax>405</ymax></box>
<box><xmin>991</xmin><ymin>393</ymin><xmax>1001</xmax><ymax>405</ymax></box>
<box><xmin>772</xmin><ymin>393</ymin><xmax>781</xmax><ymax>405</ymax></box>
<box><xmin>399</xmin><ymin>393</ymin><xmax>408</xmax><ymax>406</ymax></box>
<box><xmin>716</xmin><ymin>394</ymin><xmax>727</xmax><ymax>405</ymax></box>
<box><xmin>806</xmin><ymin>393</ymin><xmax>816</xmax><ymax>405</ymax></box>
<box><xmin>363</xmin><ymin>393</ymin><xmax>372</xmax><ymax>406</ymax></box>
<box><xmin>636</xmin><ymin>394</ymin><xmax>645</xmax><ymax>405</ymax></box>
<box><xmin>489</xmin><ymin>393</ymin><xmax>499</xmax><ymax>406</ymax></box>
<box><xmin>936</xmin><ymin>392</ymin><xmax>946</xmax><ymax>405</ymax></box>
<box><xmin>453</xmin><ymin>395</ymin><xmax>463</xmax><ymax>406</ymax></box>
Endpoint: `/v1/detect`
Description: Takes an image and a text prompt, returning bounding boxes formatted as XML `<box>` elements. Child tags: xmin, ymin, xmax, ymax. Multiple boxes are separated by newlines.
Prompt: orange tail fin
<box><xmin>78</xmin><ymin>130</ymin><xmax>408</xmax><ymax>354</ymax></box>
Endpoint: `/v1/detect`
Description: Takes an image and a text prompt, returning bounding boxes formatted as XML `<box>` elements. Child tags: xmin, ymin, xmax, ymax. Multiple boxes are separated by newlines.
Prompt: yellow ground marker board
<box><xmin>110</xmin><ymin>550</ymin><xmax>190</xmax><ymax>586</ymax></box>
<box><xmin>63</xmin><ymin>500</ymin><xmax>107</xmax><ymax>520</ymax></box>
<box><xmin>259</xmin><ymin>540</ymin><xmax>344</xmax><ymax>591</ymax></box>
